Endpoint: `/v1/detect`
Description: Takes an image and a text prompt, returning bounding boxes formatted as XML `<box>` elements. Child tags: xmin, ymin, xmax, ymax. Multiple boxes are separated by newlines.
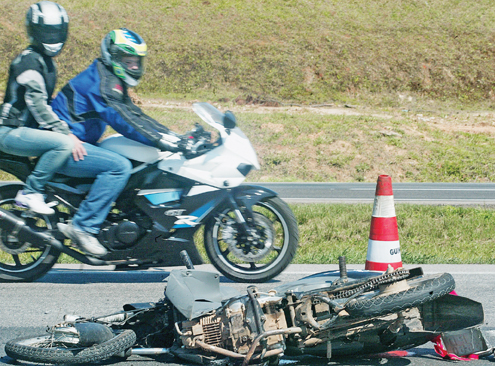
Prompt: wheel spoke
<box><xmin>12</xmin><ymin>254</ymin><xmax>21</xmax><ymax>266</ymax></box>
<box><xmin>249</xmin><ymin>261</ymin><xmax>258</xmax><ymax>269</ymax></box>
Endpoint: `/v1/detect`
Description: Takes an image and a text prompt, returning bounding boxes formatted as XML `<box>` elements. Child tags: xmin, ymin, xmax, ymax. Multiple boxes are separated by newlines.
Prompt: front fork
<box><xmin>227</xmin><ymin>194</ymin><xmax>255</xmax><ymax>238</ymax></box>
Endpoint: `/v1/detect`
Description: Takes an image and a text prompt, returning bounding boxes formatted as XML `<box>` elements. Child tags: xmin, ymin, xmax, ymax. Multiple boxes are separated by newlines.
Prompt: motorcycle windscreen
<box><xmin>193</xmin><ymin>102</ymin><xmax>237</xmax><ymax>129</ymax></box>
<box><xmin>165</xmin><ymin>269</ymin><xmax>240</xmax><ymax>320</ymax></box>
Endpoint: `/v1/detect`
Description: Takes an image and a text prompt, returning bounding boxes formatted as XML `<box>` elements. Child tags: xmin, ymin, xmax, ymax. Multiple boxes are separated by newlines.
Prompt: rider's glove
<box><xmin>157</xmin><ymin>137</ymin><xmax>181</xmax><ymax>153</ymax></box>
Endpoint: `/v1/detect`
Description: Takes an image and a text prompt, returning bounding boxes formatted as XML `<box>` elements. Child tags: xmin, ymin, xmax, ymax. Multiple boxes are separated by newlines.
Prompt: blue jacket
<box><xmin>51</xmin><ymin>59</ymin><xmax>169</xmax><ymax>146</ymax></box>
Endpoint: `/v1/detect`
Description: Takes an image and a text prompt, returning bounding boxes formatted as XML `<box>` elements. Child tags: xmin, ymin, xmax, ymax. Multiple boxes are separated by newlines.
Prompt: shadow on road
<box><xmin>32</xmin><ymin>269</ymin><xmax>283</xmax><ymax>285</ymax></box>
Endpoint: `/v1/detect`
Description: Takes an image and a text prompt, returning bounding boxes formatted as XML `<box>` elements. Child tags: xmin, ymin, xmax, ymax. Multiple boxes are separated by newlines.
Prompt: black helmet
<box><xmin>26</xmin><ymin>1</ymin><xmax>69</xmax><ymax>57</ymax></box>
<box><xmin>101</xmin><ymin>28</ymin><xmax>147</xmax><ymax>86</ymax></box>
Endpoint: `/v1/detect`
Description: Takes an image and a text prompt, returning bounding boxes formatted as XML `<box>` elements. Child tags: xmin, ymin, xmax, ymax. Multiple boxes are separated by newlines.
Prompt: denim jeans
<box><xmin>58</xmin><ymin>143</ymin><xmax>132</xmax><ymax>234</ymax></box>
<box><xmin>0</xmin><ymin>126</ymin><xmax>74</xmax><ymax>195</ymax></box>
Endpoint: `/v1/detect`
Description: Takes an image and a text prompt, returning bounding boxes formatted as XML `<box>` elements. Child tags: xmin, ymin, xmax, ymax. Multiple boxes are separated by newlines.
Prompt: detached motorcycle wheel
<box><xmin>5</xmin><ymin>329</ymin><xmax>136</xmax><ymax>364</ymax></box>
<box><xmin>204</xmin><ymin>196</ymin><xmax>298</xmax><ymax>283</ymax></box>
<box><xmin>346</xmin><ymin>272</ymin><xmax>455</xmax><ymax>318</ymax></box>
<box><xmin>0</xmin><ymin>184</ymin><xmax>60</xmax><ymax>282</ymax></box>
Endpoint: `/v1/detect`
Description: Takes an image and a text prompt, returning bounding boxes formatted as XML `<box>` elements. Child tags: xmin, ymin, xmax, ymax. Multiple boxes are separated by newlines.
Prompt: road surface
<box><xmin>1</xmin><ymin>263</ymin><xmax>494</xmax><ymax>366</ymax></box>
<box><xmin>258</xmin><ymin>182</ymin><xmax>495</xmax><ymax>205</ymax></box>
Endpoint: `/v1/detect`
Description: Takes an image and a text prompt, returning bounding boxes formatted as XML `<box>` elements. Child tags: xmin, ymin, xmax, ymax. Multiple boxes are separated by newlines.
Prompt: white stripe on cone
<box><xmin>366</xmin><ymin>239</ymin><xmax>401</xmax><ymax>262</ymax></box>
<box><xmin>372</xmin><ymin>195</ymin><xmax>396</xmax><ymax>218</ymax></box>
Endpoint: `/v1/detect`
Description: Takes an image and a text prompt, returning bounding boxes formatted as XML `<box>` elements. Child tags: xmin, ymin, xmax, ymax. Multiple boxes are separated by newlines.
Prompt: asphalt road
<box><xmin>258</xmin><ymin>182</ymin><xmax>495</xmax><ymax>205</ymax></box>
<box><xmin>1</xmin><ymin>263</ymin><xmax>495</xmax><ymax>366</ymax></box>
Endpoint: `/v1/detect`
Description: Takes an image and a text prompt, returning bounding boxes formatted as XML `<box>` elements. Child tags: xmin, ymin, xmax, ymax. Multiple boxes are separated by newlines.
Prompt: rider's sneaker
<box><xmin>15</xmin><ymin>190</ymin><xmax>55</xmax><ymax>215</ymax></box>
<box><xmin>57</xmin><ymin>222</ymin><xmax>108</xmax><ymax>257</ymax></box>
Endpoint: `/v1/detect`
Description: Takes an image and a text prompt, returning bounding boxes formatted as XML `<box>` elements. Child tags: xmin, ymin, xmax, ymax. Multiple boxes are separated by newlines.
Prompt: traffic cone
<box><xmin>365</xmin><ymin>175</ymin><xmax>403</xmax><ymax>271</ymax></box>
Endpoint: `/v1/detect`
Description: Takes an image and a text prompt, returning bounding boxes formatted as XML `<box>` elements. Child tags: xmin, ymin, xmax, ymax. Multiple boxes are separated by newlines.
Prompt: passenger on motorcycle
<box><xmin>0</xmin><ymin>1</ymin><xmax>74</xmax><ymax>216</ymax></box>
<box><xmin>51</xmin><ymin>28</ymin><xmax>186</xmax><ymax>257</ymax></box>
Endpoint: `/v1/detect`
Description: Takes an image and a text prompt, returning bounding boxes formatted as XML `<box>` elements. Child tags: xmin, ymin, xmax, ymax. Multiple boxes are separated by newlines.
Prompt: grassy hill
<box><xmin>2</xmin><ymin>1</ymin><xmax>495</xmax><ymax>264</ymax></box>
<box><xmin>1</xmin><ymin>0</ymin><xmax>495</xmax><ymax>111</ymax></box>
<box><xmin>1</xmin><ymin>0</ymin><xmax>495</xmax><ymax>184</ymax></box>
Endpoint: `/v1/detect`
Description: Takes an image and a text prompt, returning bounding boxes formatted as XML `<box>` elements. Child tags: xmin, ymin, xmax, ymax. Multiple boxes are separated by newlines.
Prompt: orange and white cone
<box><xmin>365</xmin><ymin>175</ymin><xmax>403</xmax><ymax>271</ymax></box>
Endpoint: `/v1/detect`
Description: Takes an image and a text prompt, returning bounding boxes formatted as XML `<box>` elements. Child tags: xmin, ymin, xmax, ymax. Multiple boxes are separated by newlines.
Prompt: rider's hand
<box><xmin>157</xmin><ymin>137</ymin><xmax>181</xmax><ymax>153</ymax></box>
<box><xmin>68</xmin><ymin>133</ymin><xmax>87</xmax><ymax>161</ymax></box>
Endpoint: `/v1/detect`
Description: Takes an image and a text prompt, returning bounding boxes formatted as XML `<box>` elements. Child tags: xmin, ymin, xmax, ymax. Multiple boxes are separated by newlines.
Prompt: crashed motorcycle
<box><xmin>0</xmin><ymin>102</ymin><xmax>298</xmax><ymax>283</ymax></box>
<box><xmin>4</xmin><ymin>254</ymin><xmax>490</xmax><ymax>365</ymax></box>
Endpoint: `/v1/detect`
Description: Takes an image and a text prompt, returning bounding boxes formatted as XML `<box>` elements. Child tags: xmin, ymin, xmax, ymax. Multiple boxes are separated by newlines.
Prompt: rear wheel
<box><xmin>204</xmin><ymin>196</ymin><xmax>298</xmax><ymax>283</ymax></box>
<box><xmin>5</xmin><ymin>329</ymin><xmax>136</xmax><ymax>364</ymax></box>
<box><xmin>0</xmin><ymin>184</ymin><xmax>60</xmax><ymax>282</ymax></box>
<box><xmin>346</xmin><ymin>272</ymin><xmax>455</xmax><ymax>318</ymax></box>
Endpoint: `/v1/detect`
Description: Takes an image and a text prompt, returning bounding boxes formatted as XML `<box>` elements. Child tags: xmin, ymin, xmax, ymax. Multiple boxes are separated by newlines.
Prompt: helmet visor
<box><xmin>115</xmin><ymin>50</ymin><xmax>146</xmax><ymax>80</ymax></box>
<box><xmin>33</xmin><ymin>23</ymin><xmax>68</xmax><ymax>45</ymax></box>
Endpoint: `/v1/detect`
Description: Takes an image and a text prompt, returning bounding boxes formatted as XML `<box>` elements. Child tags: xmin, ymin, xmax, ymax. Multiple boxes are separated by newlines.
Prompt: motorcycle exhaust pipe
<box><xmin>0</xmin><ymin>208</ymin><xmax>105</xmax><ymax>265</ymax></box>
<box><xmin>0</xmin><ymin>208</ymin><xmax>62</xmax><ymax>248</ymax></box>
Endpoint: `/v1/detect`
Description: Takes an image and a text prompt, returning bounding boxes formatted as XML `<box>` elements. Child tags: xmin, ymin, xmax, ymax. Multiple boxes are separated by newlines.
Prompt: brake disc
<box><xmin>221</xmin><ymin>212</ymin><xmax>275</xmax><ymax>261</ymax></box>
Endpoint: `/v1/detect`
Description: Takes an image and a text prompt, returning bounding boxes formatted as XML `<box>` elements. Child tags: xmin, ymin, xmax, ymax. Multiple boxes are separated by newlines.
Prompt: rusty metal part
<box><xmin>195</xmin><ymin>340</ymin><xmax>284</xmax><ymax>360</ymax></box>
<box><xmin>242</xmin><ymin>327</ymin><xmax>303</xmax><ymax>366</ymax></box>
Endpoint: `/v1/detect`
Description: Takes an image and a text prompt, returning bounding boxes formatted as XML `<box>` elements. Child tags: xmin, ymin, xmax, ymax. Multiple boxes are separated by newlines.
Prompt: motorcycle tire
<box><xmin>5</xmin><ymin>329</ymin><xmax>136</xmax><ymax>364</ymax></box>
<box><xmin>204</xmin><ymin>196</ymin><xmax>298</xmax><ymax>283</ymax></box>
<box><xmin>346</xmin><ymin>272</ymin><xmax>455</xmax><ymax>318</ymax></box>
<box><xmin>0</xmin><ymin>184</ymin><xmax>61</xmax><ymax>282</ymax></box>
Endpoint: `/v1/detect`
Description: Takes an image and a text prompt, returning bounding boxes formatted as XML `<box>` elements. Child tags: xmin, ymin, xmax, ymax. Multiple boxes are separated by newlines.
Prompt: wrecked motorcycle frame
<box><xmin>5</xmin><ymin>256</ymin><xmax>490</xmax><ymax>365</ymax></box>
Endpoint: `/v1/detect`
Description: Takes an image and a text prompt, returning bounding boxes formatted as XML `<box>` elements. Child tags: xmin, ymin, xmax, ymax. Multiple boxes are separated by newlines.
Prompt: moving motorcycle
<box><xmin>0</xmin><ymin>103</ymin><xmax>298</xmax><ymax>283</ymax></box>
<box><xmin>4</xmin><ymin>254</ymin><xmax>490</xmax><ymax>365</ymax></box>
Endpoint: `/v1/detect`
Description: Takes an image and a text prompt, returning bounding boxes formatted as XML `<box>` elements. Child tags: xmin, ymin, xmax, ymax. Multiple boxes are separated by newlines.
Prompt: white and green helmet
<box><xmin>101</xmin><ymin>28</ymin><xmax>147</xmax><ymax>86</ymax></box>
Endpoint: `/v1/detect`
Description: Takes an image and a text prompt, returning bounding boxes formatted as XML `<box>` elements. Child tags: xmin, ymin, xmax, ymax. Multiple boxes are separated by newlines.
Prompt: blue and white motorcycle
<box><xmin>0</xmin><ymin>103</ymin><xmax>298</xmax><ymax>283</ymax></box>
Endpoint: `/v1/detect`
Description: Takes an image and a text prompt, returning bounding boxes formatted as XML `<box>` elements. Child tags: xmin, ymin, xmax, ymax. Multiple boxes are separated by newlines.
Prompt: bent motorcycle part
<box><xmin>5</xmin><ymin>329</ymin><xmax>136</xmax><ymax>364</ymax></box>
<box><xmin>420</xmin><ymin>294</ymin><xmax>484</xmax><ymax>332</ymax></box>
<box><xmin>441</xmin><ymin>327</ymin><xmax>491</xmax><ymax>357</ymax></box>
<box><xmin>166</xmin><ymin>269</ymin><xmax>241</xmax><ymax>320</ymax></box>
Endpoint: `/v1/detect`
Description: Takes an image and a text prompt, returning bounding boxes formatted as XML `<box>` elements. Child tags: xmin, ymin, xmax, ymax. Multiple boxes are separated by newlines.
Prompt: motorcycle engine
<box><xmin>178</xmin><ymin>292</ymin><xmax>287</xmax><ymax>355</ymax></box>
<box><xmin>99</xmin><ymin>220</ymin><xmax>141</xmax><ymax>250</ymax></box>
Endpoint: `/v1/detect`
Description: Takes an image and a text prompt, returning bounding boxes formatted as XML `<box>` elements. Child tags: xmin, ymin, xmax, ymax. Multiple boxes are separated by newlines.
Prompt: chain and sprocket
<box><xmin>327</xmin><ymin>268</ymin><xmax>411</xmax><ymax>300</ymax></box>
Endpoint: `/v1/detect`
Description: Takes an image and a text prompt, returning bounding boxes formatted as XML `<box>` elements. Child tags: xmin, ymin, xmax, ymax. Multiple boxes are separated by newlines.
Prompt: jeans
<box><xmin>58</xmin><ymin>143</ymin><xmax>132</xmax><ymax>234</ymax></box>
<box><xmin>0</xmin><ymin>126</ymin><xmax>74</xmax><ymax>195</ymax></box>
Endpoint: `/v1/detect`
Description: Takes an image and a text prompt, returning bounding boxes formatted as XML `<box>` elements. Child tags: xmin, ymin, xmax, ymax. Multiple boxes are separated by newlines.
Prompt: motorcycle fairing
<box><xmin>231</xmin><ymin>185</ymin><xmax>278</xmax><ymax>211</ymax></box>
<box><xmin>165</xmin><ymin>269</ymin><xmax>241</xmax><ymax>320</ymax></box>
<box><xmin>134</xmin><ymin>186</ymin><xmax>228</xmax><ymax>230</ymax></box>
<box><xmin>101</xmin><ymin>224</ymin><xmax>204</xmax><ymax>266</ymax></box>
<box><xmin>140</xmin><ymin>189</ymin><xmax>182</xmax><ymax>205</ymax></box>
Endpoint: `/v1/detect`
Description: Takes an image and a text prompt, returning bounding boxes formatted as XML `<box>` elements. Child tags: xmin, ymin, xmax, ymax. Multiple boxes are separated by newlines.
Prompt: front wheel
<box><xmin>204</xmin><ymin>196</ymin><xmax>298</xmax><ymax>283</ymax></box>
<box><xmin>0</xmin><ymin>184</ymin><xmax>60</xmax><ymax>282</ymax></box>
<box><xmin>5</xmin><ymin>329</ymin><xmax>136</xmax><ymax>364</ymax></box>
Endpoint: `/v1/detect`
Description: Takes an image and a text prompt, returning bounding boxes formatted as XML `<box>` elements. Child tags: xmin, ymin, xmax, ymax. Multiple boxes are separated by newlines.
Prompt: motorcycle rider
<box><xmin>51</xmin><ymin>28</ymin><xmax>186</xmax><ymax>257</ymax></box>
<box><xmin>0</xmin><ymin>1</ymin><xmax>74</xmax><ymax>215</ymax></box>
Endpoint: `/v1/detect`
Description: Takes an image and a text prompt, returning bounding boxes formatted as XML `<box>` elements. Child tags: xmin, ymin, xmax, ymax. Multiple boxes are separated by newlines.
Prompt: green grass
<box><xmin>2</xmin><ymin>0</ymin><xmax>495</xmax><ymax>110</ymax></box>
<box><xmin>3</xmin><ymin>203</ymin><xmax>491</xmax><ymax>266</ymax></box>
<box><xmin>136</xmin><ymin>106</ymin><xmax>495</xmax><ymax>183</ymax></box>
<box><xmin>292</xmin><ymin>203</ymin><xmax>495</xmax><ymax>264</ymax></box>
<box><xmin>1</xmin><ymin>1</ymin><xmax>495</xmax><ymax>266</ymax></box>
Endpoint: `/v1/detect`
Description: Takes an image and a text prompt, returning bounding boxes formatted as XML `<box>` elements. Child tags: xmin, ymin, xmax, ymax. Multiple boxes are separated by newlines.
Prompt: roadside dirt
<box><xmin>134</xmin><ymin>94</ymin><xmax>495</xmax><ymax>137</ymax></box>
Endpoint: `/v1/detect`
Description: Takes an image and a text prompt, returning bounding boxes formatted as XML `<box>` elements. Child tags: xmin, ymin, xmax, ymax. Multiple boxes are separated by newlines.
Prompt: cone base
<box><xmin>365</xmin><ymin>260</ymin><xmax>403</xmax><ymax>271</ymax></box>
